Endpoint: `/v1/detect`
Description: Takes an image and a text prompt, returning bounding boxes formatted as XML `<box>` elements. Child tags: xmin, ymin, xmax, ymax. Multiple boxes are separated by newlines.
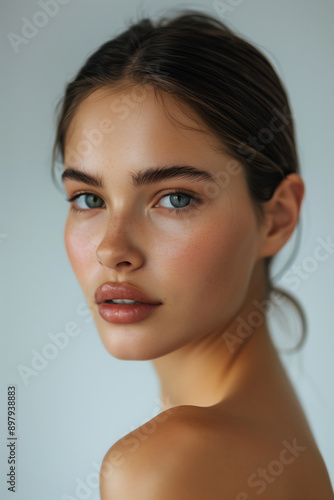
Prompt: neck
<box><xmin>151</xmin><ymin>269</ymin><xmax>282</xmax><ymax>411</ymax></box>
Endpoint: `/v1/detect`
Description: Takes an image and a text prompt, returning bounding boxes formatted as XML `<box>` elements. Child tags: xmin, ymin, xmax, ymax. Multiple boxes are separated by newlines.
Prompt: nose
<box><xmin>96</xmin><ymin>214</ymin><xmax>144</xmax><ymax>271</ymax></box>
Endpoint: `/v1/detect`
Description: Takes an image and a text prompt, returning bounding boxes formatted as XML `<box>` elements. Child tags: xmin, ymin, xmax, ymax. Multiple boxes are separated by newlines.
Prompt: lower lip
<box><xmin>97</xmin><ymin>302</ymin><xmax>162</xmax><ymax>324</ymax></box>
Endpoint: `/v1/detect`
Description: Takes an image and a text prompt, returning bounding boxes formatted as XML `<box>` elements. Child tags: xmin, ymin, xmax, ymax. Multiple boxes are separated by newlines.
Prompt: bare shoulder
<box><xmin>100</xmin><ymin>404</ymin><xmax>334</xmax><ymax>500</ymax></box>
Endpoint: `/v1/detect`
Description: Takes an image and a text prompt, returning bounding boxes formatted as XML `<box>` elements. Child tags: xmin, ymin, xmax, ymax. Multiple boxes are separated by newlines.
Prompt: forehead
<box><xmin>64</xmin><ymin>85</ymin><xmax>226</xmax><ymax>162</ymax></box>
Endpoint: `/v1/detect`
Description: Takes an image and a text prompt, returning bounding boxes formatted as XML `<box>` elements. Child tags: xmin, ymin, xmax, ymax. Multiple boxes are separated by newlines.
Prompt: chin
<box><xmin>95</xmin><ymin>325</ymin><xmax>165</xmax><ymax>361</ymax></box>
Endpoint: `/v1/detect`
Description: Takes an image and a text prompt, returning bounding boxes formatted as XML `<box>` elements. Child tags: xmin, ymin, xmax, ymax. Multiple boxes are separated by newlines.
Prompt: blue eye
<box><xmin>157</xmin><ymin>191</ymin><xmax>200</xmax><ymax>215</ymax></box>
<box><xmin>66</xmin><ymin>192</ymin><xmax>105</xmax><ymax>212</ymax></box>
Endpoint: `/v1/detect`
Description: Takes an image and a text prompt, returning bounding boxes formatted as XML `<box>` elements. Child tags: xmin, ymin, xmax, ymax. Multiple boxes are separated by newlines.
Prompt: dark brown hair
<box><xmin>51</xmin><ymin>9</ymin><xmax>307</xmax><ymax>351</ymax></box>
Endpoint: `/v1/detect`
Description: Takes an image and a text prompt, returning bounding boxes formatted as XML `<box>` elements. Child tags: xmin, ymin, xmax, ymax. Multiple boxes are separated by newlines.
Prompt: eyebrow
<box><xmin>61</xmin><ymin>164</ymin><xmax>218</xmax><ymax>188</ymax></box>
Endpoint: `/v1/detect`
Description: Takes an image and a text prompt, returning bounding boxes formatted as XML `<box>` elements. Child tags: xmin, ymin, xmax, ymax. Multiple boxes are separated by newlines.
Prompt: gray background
<box><xmin>1</xmin><ymin>0</ymin><xmax>333</xmax><ymax>498</ymax></box>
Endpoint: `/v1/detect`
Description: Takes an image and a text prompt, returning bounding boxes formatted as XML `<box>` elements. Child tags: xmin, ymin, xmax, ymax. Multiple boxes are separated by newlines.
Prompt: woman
<box><xmin>51</xmin><ymin>9</ymin><xmax>334</xmax><ymax>499</ymax></box>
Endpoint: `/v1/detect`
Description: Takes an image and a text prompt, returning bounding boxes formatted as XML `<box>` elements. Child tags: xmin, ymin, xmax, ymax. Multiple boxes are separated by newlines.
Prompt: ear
<box><xmin>257</xmin><ymin>173</ymin><xmax>305</xmax><ymax>259</ymax></box>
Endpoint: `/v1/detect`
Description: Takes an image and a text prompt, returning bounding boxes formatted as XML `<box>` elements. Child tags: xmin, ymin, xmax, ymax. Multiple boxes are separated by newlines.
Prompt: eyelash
<box><xmin>66</xmin><ymin>189</ymin><xmax>201</xmax><ymax>215</ymax></box>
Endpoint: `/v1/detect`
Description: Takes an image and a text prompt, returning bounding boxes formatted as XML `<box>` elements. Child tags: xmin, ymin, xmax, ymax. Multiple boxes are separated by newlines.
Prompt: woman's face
<box><xmin>63</xmin><ymin>85</ymin><xmax>267</xmax><ymax>360</ymax></box>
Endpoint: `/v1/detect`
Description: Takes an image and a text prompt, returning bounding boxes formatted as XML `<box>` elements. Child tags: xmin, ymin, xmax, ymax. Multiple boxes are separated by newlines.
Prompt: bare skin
<box><xmin>62</xmin><ymin>83</ymin><xmax>334</xmax><ymax>499</ymax></box>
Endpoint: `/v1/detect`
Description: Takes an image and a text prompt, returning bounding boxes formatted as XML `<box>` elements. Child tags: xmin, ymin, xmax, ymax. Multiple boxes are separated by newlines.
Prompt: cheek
<box><xmin>64</xmin><ymin>217</ymin><xmax>98</xmax><ymax>283</ymax></box>
<box><xmin>153</xmin><ymin>212</ymin><xmax>258</xmax><ymax>307</ymax></box>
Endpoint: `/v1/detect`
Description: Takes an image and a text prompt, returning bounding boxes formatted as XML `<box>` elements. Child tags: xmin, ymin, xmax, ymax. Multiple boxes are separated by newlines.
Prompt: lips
<box><xmin>94</xmin><ymin>282</ymin><xmax>162</xmax><ymax>306</ymax></box>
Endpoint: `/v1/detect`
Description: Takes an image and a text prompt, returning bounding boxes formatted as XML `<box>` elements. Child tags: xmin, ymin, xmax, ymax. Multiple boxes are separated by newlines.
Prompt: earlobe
<box><xmin>258</xmin><ymin>173</ymin><xmax>305</xmax><ymax>259</ymax></box>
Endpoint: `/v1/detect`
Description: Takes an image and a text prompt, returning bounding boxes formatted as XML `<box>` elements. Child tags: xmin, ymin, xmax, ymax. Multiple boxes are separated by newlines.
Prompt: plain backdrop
<box><xmin>1</xmin><ymin>0</ymin><xmax>333</xmax><ymax>498</ymax></box>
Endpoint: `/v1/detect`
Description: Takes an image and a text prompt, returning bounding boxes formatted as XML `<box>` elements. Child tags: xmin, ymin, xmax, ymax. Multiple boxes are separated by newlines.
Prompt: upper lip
<box><xmin>94</xmin><ymin>282</ymin><xmax>162</xmax><ymax>305</ymax></box>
